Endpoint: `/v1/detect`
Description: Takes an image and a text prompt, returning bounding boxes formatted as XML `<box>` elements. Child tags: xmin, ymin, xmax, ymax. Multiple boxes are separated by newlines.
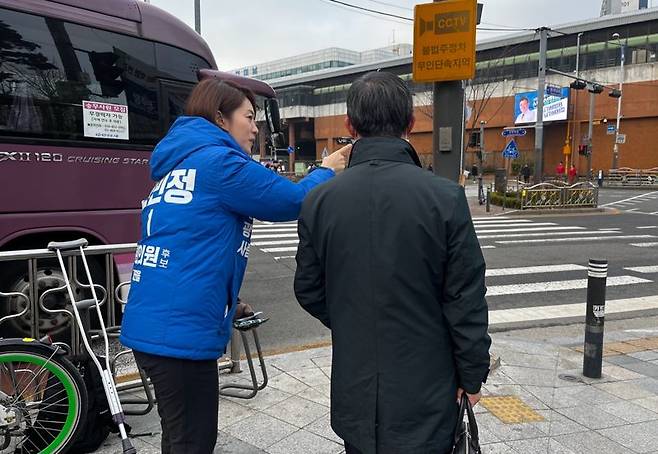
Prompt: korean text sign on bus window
<box><xmin>83</xmin><ymin>101</ymin><xmax>129</xmax><ymax>140</ymax></box>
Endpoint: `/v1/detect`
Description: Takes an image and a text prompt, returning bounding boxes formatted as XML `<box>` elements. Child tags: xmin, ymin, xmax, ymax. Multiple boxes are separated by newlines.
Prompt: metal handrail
<box><xmin>0</xmin><ymin>242</ymin><xmax>242</xmax><ymax>373</ymax></box>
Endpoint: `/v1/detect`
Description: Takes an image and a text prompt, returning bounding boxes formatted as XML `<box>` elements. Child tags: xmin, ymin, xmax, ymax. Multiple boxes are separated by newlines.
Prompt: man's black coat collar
<box><xmin>347</xmin><ymin>137</ymin><xmax>423</xmax><ymax>169</ymax></box>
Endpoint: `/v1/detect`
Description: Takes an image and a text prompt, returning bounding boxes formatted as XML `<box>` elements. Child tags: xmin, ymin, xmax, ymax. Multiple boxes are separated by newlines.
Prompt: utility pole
<box><xmin>194</xmin><ymin>0</ymin><xmax>201</xmax><ymax>35</ymax></box>
<box><xmin>534</xmin><ymin>27</ymin><xmax>549</xmax><ymax>182</ymax></box>
<box><xmin>612</xmin><ymin>38</ymin><xmax>624</xmax><ymax>169</ymax></box>
<box><xmin>587</xmin><ymin>91</ymin><xmax>595</xmax><ymax>180</ymax></box>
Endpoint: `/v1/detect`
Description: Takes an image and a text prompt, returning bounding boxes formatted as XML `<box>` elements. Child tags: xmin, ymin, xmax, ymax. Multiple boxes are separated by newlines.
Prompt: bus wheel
<box><xmin>0</xmin><ymin>260</ymin><xmax>93</xmax><ymax>341</ymax></box>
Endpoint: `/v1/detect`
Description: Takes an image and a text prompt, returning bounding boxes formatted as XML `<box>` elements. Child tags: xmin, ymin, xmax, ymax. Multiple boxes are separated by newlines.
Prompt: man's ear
<box><xmin>345</xmin><ymin>116</ymin><xmax>357</xmax><ymax>138</ymax></box>
<box><xmin>406</xmin><ymin>115</ymin><xmax>416</xmax><ymax>137</ymax></box>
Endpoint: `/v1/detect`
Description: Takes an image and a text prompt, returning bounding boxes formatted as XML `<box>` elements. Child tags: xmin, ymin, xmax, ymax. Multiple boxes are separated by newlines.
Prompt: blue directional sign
<box><xmin>502</xmin><ymin>128</ymin><xmax>527</xmax><ymax>137</ymax></box>
<box><xmin>606</xmin><ymin>125</ymin><xmax>616</xmax><ymax>135</ymax></box>
<box><xmin>287</xmin><ymin>145</ymin><xmax>295</xmax><ymax>154</ymax></box>
<box><xmin>546</xmin><ymin>85</ymin><xmax>562</xmax><ymax>97</ymax></box>
<box><xmin>502</xmin><ymin>139</ymin><xmax>520</xmax><ymax>159</ymax></box>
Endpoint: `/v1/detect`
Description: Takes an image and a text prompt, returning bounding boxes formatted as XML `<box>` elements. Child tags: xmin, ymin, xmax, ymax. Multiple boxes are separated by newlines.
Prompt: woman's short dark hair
<box><xmin>185</xmin><ymin>79</ymin><xmax>256</xmax><ymax>124</ymax></box>
<box><xmin>346</xmin><ymin>71</ymin><xmax>413</xmax><ymax>138</ymax></box>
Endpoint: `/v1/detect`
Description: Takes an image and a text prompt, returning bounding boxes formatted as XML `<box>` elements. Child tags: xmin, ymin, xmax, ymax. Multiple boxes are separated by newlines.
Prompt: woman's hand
<box><xmin>321</xmin><ymin>144</ymin><xmax>352</xmax><ymax>174</ymax></box>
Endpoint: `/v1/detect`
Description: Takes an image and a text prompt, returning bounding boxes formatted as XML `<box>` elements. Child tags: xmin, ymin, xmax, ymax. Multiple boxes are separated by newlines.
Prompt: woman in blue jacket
<box><xmin>120</xmin><ymin>79</ymin><xmax>350</xmax><ymax>453</ymax></box>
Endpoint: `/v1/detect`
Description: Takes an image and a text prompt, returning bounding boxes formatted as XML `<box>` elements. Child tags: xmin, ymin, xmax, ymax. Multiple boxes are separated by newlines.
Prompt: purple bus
<box><xmin>0</xmin><ymin>0</ymin><xmax>285</xmax><ymax>338</ymax></box>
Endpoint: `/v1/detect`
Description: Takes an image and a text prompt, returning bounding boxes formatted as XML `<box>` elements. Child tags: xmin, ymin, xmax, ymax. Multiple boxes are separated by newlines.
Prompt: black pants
<box><xmin>133</xmin><ymin>350</ymin><xmax>219</xmax><ymax>454</ymax></box>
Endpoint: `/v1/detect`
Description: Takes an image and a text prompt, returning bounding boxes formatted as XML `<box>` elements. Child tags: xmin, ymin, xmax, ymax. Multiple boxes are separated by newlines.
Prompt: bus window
<box><xmin>0</xmin><ymin>7</ymin><xmax>211</xmax><ymax>147</ymax></box>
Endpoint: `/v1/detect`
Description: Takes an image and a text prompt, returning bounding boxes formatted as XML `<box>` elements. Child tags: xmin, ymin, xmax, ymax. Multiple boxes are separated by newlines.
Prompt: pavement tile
<box><xmin>500</xmin><ymin>351</ymin><xmax>559</xmax><ymax>370</ymax></box>
<box><xmin>493</xmin><ymin>339</ymin><xmax>559</xmax><ymax>357</ymax></box>
<box><xmin>601</xmin><ymin>363</ymin><xmax>645</xmax><ymax>380</ymax></box>
<box><xmin>310</xmin><ymin>355</ymin><xmax>333</xmax><ymax>368</ymax></box>
<box><xmin>216</xmin><ymin>430</ymin><xmax>268</xmax><ymax>454</ymax></box>
<box><xmin>286</xmin><ymin>366</ymin><xmax>331</xmax><ymax>387</ymax></box>
<box><xmin>606</xmin><ymin>354</ymin><xmax>645</xmax><ymax>366</ymax></box>
<box><xmin>634</xmin><ymin>377</ymin><xmax>658</xmax><ymax>395</ymax></box>
<box><xmin>506</xmin><ymin>437</ymin><xmax>577</xmax><ymax>454</ymax></box>
<box><xmin>238</xmin><ymin>386</ymin><xmax>293</xmax><ymax>411</ymax></box>
<box><xmin>296</xmin><ymin>386</ymin><xmax>331</xmax><ymax>408</ymax></box>
<box><xmin>626</xmin><ymin>337</ymin><xmax>658</xmax><ymax>350</ymax></box>
<box><xmin>224</xmin><ymin>412</ymin><xmax>298</xmax><ymax>450</ymax></box>
<box><xmin>554</xmin><ymin>405</ymin><xmax>627</xmax><ymax>430</ymax></box>
<box><xmin>218</xmin><ymin>398</ymin><xmax>257</xmax><ymax>429</ymax></box>
<box><xmin>629</xmin><ymin>350</ymin><xmax>658</xmax><ymax>361</ymax></box>
<box><xmin>533</xmin><ymin>409</ymin><xmax>589</xmax><ymax>436</ymax></box>
<box><xmin>619</xmin><ymin>360</ymin><xmax>658</xmax><ymax>378</ymax></box>
<box><xmin>476</xmin><ymin>412</ymin><xmax>548</xmax><ymax>441</ymax></box>
<box><xmin>553</xmin><ymin>431</ymin><xmax>631</xmax><ymax>454</ymax></box>
<box><xmin>266</xmin><ymin>429</ymin><xmax>344</xmax><ymax>454</ymax></box>
<box><xmin>633</xmin><ymin>396</ymin><xmax>658</xmax><ymax>414</ymax></box>
<box><xmin>523</xmin><ymin>385</ymin><xmax>584</xmax><ymax>409</ymax></box>
<box><xmin>484</xmin><ymin>370</ymin><xmax>516</xmax><ymax>386</ymax></box>
<box><xmin>481</xmin><ymin>442</ymin><xmax>520</xmax><ymax>453</ymax></box>
<box><xmin>596</xmin><ymin>400</ymin><xmax>658</xmax><ymax>423</ymax></box>
<box><xmin>594</xmin><ymin>380</ymin><xmax>657</xmax><ymax>400</ymax></box>
<box><xmin>598</xmin><ymin>420</ymin><xmax>658</xmax><ymax>453</ymax></box>
<box><xmin>268</xmin><ymin>371</ymin><xmax>313</xmax><ymax>395</ymax></box>
<box><xmin>262</xmin><ymin>395</ymin><xmax>330</xmax><ymax>428</ymax></box>
<box><xmin>305</xmin><ymin>413</ymin><xmax>343</xmax><ymax>444</ymax></box>
<box><xmin>501</xmin><ymin>366</ymin><xmax>563</xmax><ymax>387</ymax></box>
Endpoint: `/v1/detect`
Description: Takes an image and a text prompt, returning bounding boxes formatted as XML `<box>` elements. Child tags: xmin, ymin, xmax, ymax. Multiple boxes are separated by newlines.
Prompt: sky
<box><xmin>145</xmin><ymin>0</ymin><xmax>653</xmax><ymax>71</ymax></box>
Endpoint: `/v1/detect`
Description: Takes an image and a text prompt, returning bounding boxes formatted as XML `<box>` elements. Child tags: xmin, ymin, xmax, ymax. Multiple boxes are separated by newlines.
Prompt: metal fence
<box><xmin>520</xmin><ymin>182</ymin><xmax>599</xmax><ymax>210</ymax></box>
<box><xmin>0</xmin><ymin>243</ymin><xmax>241</xmax><ymax>371</ymax></box>
<box><xmin>607</xmin><ymin>167</ymin><xmax>658</xmax><ymax>187</ymax></box>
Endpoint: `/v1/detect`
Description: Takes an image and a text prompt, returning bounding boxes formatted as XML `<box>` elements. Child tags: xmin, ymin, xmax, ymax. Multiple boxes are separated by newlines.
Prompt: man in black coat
<box><xmin>294</xmin><ymin>71</ymin><xmax>491</xmax><ymax>454</ymax></box>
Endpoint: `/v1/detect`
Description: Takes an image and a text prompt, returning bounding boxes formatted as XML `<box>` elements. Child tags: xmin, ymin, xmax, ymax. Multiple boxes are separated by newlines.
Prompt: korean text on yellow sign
<box><xmin>413</xmin><ymin>0</ymin><xmax>477</xmax><ymax>82</ymax></box>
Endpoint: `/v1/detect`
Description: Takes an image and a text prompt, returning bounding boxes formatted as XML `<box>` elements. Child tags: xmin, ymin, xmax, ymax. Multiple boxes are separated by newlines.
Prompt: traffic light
<box><xmin>570</xmin><ymin>79</ymin><xmax>587</xmax><ymax>90</ymax></box>
<box><xmin>588</xmin><ymin>83</ymin><xmax>604</xmax><ymax>94</ymax></box>
<box><xmin>89</xmin><ymin>51</ymin><xmax>124</xmax><ymax>98</ymax></box>
<box><xmin>609</xmin><ymin>88</ymin><xmax>622</xmax><ymax>98</ymax></box>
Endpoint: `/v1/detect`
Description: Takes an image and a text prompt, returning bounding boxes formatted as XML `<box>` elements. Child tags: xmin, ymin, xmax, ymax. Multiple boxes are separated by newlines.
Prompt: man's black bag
<box><xmin>69</xmin><ymin>354</ymin><xmax>129</xmax><ymax>453</ymax></box>
<box><xmin>451</xmin><ymin>394</ymin><xmax>482</xmax><ymax>454</ymax></box>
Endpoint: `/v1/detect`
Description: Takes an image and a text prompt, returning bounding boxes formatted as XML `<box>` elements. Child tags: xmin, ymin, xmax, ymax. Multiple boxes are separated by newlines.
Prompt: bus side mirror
<box><xmin>264</xmin><ymin>98</ymin><xmax>286</xmax><ymax>150</ymax></box>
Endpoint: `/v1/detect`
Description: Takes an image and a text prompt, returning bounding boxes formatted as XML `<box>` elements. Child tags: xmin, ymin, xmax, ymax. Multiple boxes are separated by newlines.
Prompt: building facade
<box><xmin>253</xmin><ymin>9</ymin><xmax>658</xmax><ymax>176</ymax></box>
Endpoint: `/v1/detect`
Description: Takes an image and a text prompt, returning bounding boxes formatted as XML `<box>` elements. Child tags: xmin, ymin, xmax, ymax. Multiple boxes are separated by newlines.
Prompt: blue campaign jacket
<box><xmin>120</xmin><ymin>116</ymin><xmax>334</xmax><ymax>360</ymax></box>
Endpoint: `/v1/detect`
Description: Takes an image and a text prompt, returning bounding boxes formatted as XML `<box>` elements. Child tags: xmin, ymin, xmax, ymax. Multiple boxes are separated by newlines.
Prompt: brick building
<box><xmin>255</xmin><ymin>8</ymin><xmax>658</xmax><ymax>176</ymax></box>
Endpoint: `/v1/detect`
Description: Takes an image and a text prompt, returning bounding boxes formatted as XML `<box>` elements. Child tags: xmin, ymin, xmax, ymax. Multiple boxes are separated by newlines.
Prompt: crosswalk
<box><xmin>602</xmin><ymin>190</ymin><xmax>658</xmax><ymax>216</ymax></box>
<box><xmin>251</xmin><ymin>216</ymin><xmax>658</xmax><ymax>256</ymax></box>
<box><xmin>251</xmin><ymin>221</ymin><xmax>658</xmax><ymax>324</ymax></box>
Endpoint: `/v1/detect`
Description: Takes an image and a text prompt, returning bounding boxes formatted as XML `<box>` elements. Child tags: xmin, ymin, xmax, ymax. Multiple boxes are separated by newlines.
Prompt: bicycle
<box><xmin>0</xmin><ymin>239</ymin><xmax>136</xmax><ymax>453</ymax></box>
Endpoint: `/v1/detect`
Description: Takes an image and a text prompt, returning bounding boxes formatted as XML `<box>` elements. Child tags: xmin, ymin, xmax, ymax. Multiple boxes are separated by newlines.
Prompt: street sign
<box><xmin>607</xmin><ymin>125</ymin><xmax>616</xmax><ymax>135</ymax></box>
<box><xmin>545</xmin><ymin>85</ymin><xmax>562</xmax><ymax>97</ymax></box>
<box><xmin>502</xmin><ymin>128</ymin><xmax>527</xmax><ymax>137</ymax></box>
<box><xmin>287</xmin><ymin>145</ymin><xmax>294</xmax><ymax>154</ymax></box>
<box><xmin>502</xmin><ymin>139</ymin><xmax>519</xmax><ymax>159</ymax></box>
<box><xmin>412</xmin><ymin>0</ymin><xmax>477</xmax><ymax>82</ymax></box>
<box><xmin>616</xmin><ymin>134</ymin><xmax>627</xmax><ymax>144</ymax></box>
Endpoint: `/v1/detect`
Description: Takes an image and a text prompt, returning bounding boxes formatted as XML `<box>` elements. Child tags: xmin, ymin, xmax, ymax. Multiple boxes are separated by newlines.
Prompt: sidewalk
<box><xmin>97</xmin><ymin>317</ymin><xmax>658</xmax><ymax>453</ymax></box>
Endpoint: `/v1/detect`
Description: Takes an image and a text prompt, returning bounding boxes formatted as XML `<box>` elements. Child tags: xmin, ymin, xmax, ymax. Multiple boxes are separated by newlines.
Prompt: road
<box><xmin>240</xmin><ymin>187</ymin><xmax>658</xmax><ymax>353</ymax></box>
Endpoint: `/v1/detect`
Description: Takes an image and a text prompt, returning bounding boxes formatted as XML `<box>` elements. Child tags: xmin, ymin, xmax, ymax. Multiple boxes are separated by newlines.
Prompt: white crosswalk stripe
<box><xmin>625</xmin><ymin>265</ymin><xmax>658</xmax><ymax>274</ymax></box>
<box><xmin>252</xmin><ymin>217</ymin><xmax>644</xmax><ymax>259</ymax></box>
<box><xmin>486</xmin><ymin>264</ymin><xmax>586</xmax><ymax>277</ymax></box>
<box><xmin>487</xmin><ymin>275</ymin><xmax>651</xmax><ymax>296</ymax></box>
<box><xmin>490</xmin><ymin>296</ymin><xmax>658</xmax><ymax>326</ymax></box>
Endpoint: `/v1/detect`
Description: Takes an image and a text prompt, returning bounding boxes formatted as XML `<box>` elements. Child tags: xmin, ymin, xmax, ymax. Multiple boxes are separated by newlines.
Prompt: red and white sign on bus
<box><xmin>83</xmin><ymin>100</ymin><xmax>129</xmax><ymax>140</ymax></box>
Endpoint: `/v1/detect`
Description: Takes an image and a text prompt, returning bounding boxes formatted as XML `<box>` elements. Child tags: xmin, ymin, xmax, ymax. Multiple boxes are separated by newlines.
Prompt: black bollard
<box><xmin>583</xmin><ymin>259</ymin><xmax>608</xmax><ymax>378</ymax></box>
<box><xmin>486</xmin><ymin>185</ymin><xmax>491</xmax><ymax>212</ymax></box>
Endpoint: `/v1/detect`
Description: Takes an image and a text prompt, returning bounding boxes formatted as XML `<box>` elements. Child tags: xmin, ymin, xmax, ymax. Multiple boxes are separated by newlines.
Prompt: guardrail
<box><xmin>607</xmin><ymin>167</ymin><xmax>658</xmax><ymax>187</ymax></box>
<box><xmin>520</xmin><ymin>182</ymin><xmax>599</xmax><ymax>210</ymax></box>
<box><xmin>0</xmin><ymin>244</ymin><xmax>241</xmax><ymax>372</ymax></box>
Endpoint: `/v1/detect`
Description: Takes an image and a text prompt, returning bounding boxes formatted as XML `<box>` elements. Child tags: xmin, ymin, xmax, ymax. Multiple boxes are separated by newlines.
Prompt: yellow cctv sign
<box><xmin>413</xmin><ymin>0</ymin><xmax>477</xmax><ymax>82</ymax></box>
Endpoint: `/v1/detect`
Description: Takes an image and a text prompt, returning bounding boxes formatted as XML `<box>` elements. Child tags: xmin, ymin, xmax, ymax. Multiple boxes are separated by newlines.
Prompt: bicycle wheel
<box><xmin>0</xmin><ymin>341</ymin><xmax>88</xmax><ymax>454</ymax></box>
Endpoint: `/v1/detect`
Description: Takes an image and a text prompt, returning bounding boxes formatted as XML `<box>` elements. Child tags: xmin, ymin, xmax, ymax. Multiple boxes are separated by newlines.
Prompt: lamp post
<box><xmin>612</xmin><ymin>33</ymin><xmax>624</xmax><ymax>169</ymax></box>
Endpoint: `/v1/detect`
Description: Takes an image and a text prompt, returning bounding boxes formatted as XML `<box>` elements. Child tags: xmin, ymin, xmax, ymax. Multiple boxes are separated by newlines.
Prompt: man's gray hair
<box><xmin>346</xmin><ymin>71</ymin><xmax>413</xmax><ymax>138</ymax></box>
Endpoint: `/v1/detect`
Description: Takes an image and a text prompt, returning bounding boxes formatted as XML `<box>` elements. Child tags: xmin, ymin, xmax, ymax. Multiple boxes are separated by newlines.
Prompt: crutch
<box><xmin>48</xmin><ymin>238</ymin><xmax>136</xmax><ymax>454</ymax></box>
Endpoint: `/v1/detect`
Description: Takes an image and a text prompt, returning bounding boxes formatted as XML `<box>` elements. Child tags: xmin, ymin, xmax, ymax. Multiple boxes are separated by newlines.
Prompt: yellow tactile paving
<box><xmin>625</xmin><ymin>336</ymin><xmax>658</xmax><ymax>350</ymax></box>
<box><xmin>480</xmin><ymin>396</ymin><xmax>545</xmax><ymax>424</ymax></box>
<box><xmin>605</xmin><ymin>342</ymin><xmax>646</xmax><ymax>354</ymax></box>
